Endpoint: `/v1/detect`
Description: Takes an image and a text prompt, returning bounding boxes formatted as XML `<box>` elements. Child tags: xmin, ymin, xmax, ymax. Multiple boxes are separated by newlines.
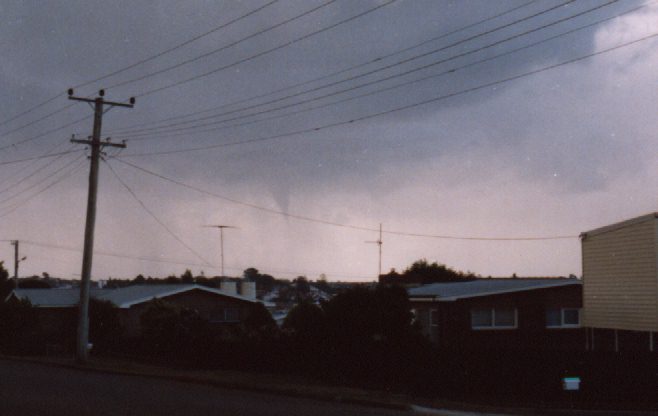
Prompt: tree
<box><xmin>0</xmin><ymin>261</ymin><xmax>9</xmax><ymax>281</ymax></box>
<box><xmin>139</xmin><ymin>299</ymin><xmax>208</xmax><ymax>357</ymax></box>
<box><xmin>0</xmin><ymin>298</ymin><xmax>41</xmax><ymax>354</ymax></box>
<box><xmin>140</xmin><ymin>300</ymin><xmax>181</xmax><ymax>355</ymax></box>
<box><xmin>88</xmin><ymin>298</ymin><xmax>123</xmax><ymax>353</ymax></box>
<box><xmin>380</xmin><ymin>258</ymin><xmax>476</xmax><ymax>285</ymax></box>
<box><xmin>275</xmin><ymin>285</ymin><xmax>292</xmax><ymax>304</ymax></box>
<box><xmin>164</xmin><ymin>275</ymin><xmax>180</xmax><ymax>284</ymax></box>
<box><xmin>315</xmin><ymin>274</ymin><xmax>331</xmax><ymax>294</ymax></box>
<box><xmin>280</xmin><ymin>300</ymin><xmax>326</xmax><ymax>373</ymax></box>
<box><xmin>243</xmin><ymin>268</ymin><xmax>260</xmax><ymax>281</ymax></box>
<box><xmin>242</xmin><ymin>302</ymin><xmax>276</xmax><ymax>332</ymax></box>
<box><xmin>243</xmin><ymin>267</ymin><xmax>275</xmax><ymax>294</ymax></box>
<box><xmin>181</xmin><ymin>269</ymin><xmax>194</xmax><ymax>284</ymax></box>
<box><xmin>104</xmin><ymin>278</ymin><xmax>130</xmax><ymax>288</ymax></box>
<box><xmin>282</xmin><ymin>300</ymin><xmax>324</xmax><ymax>341</ymax></box>
<box><xmin>293</xmin><ymin>276</ymin><xmax>310</xmax><ymax>301</ymax></box>
<box><xmin>317</xmin><ymin>284</ymin><xmax>421</xmax><ymax>349</ymax></box>
<box><xmin>317</xmin><ymin>285</ymin><xmax>428</xmax><ymax>387</ymax></box>
<box><xmin>0</xmin><ymin>261</ymin><xmax>11</xmax><ymax>298</ymax></box>
<box><xmin>132</xmin><ymin>274</ymin><xmax>146</xmax><ymax>285</ymax></box>
<box><xmin>194</xmin><ymin>276</ymin><xmax>215</xmax><ymax>288</ymax></box>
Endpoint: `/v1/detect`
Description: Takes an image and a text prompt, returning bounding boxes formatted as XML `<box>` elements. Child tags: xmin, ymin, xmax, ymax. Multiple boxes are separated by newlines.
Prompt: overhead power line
<box><xmin>110</xmin><ymin>158</ymin><xmax>578</xmax><ymax>241</ymax></box>
<box><xmin>104</xmin><ymin>159</ymin><xmax>214</xmax><ymax>267</ymax></box>
<box><xmin>106</xmin><ymin>0</ymin><xmax>338</xmax><ymax>90</ymax></box>
<box><xmin>0</xmin><ymin>149</ymin><xmax>83</xmax><ymax>167</ymax></box>
<box><xmin>0</xmin><ymin>144</ymin><xmax>78</xmax><ymax>196</ymax></box>
<box><xmin>0</xmin><ymin>94</ymin><xmax>64</xmax><ymax>129</ymax></box>
<box><xmin>0</xmin><ymin>114</ymin><xmax>91</xmax><ymax>153</ymax></box>
<box><xmin>0</xmin><ymin>1</ymin><xmax>278</xmax><ymax>137</ymax></box>
<box><xmin>0</xmin><ymin>155</ymin><xmax>86</xmax><ymax>219</ymax></box>
<box><xmin>112</xmin><ymin>0</ymin><xmax>578</xmax><ymax>136</ymax></box>
<box><xmin>0</xmin><ymin>103</ymin><xmax>76</xmax><ymax>142</ymax></box>
<box><xmin>0</xmin><ymin>138</ymin><xmax>72</xmax><ymax>188</ymax></box>
<box><xmin>0</xmin><ymin>1</ymin><xmax>344</xmax><ymax>152</ymax></box>
<box><xmin>205</xmin><ymin>0</ymin><xmax>653</xmax><ymax>139</ymax></box>
<box><xmin>17</xmin><ymin>239</ymin><xmax>370</xmax><ymax>279</ymax></box>
<box><xmin>0</xmin><ymin>152</ymin><xmax>85</xmax><ymax>207</ymax></box>
<box><xmin>114</xmin><ymin>28</ymin><xmax>658</xmax><ymax>156</ymax></box>
<box><xmin>116</xmin><ymin>0</ymin><xmax>624</xmax><ymax>141</ymax></box>
<box><xmin>107</xmin><ymin>0</ymin><xmax>541</xmax><ymax>133</ymax></box>
<box><xmin>19</xmin><ymin>240</ymin><xmax>214</xmax><ymax>269</ymax></box>
<box><xmin>77</xmin><ymin>0</ymin><xmax>280</xmax><ymax>91</ymax></box>
<box><xmin>134</xmin><ymin>0</ymin><xmax>398</xmax><ymax>98</ymax></box>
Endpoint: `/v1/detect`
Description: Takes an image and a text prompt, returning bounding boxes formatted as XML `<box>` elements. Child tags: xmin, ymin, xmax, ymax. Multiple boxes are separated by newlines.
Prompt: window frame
<box><xmin>224</xmin><ymin>307</ymin><xmax>240</xmax><ymax>323</ymax></box>
<box><xmin>209</xmin><ymin>307</ymin><xmax>241</xmax><ymax>323</ymax></box>
<box><xmin>471</xmin><ymin>307</ymin><xmax>518</xmax><ymax>330</ymax></box>
<box><xmin>546</xmin><ymin>307</ymin><xmax>581</xmax><ymax>329</ymax></box>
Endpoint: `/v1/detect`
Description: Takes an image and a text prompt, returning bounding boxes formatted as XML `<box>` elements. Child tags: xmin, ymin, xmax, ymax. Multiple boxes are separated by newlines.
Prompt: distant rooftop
<box><xmin>407</xmin><ymin>278</ymin><xmax>581</xmax><ymax>301</ymax></box>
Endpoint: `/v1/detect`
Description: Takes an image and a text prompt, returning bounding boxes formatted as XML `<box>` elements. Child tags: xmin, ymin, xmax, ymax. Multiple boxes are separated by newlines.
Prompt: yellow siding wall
<box><xmin>582</xmin><ymin>217</ymin><xmax>658</xmax><ymax>332</ymax></box>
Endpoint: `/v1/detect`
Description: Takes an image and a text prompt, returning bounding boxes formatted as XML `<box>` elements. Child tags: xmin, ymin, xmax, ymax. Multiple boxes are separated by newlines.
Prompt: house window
<box><xmin>546</xmin><ymin>308</ymin><xmax>581</xmax><ymax>328</ymax></box>
<box><xmin>471</xmin><ymin>307</ymin><xmax>517</xmax><ymax>329</ymax></box>
<box><xmin>210</xmin><ymin>308</ymin><xmax>240</xmax><ymax>323</ymax></box>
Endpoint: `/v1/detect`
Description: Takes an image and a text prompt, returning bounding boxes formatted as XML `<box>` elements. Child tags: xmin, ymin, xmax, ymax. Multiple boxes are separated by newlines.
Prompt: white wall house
<box><xmin>580</xmin><ymin>212</ymin><xmax>657</xmax><ymax>351</ymax></box>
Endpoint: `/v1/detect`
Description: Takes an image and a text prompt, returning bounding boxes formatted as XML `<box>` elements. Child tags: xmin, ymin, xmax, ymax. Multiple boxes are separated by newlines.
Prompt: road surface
<box><xmin>0</xmin><ymin>359</ymin><xmax>413</xmax><ymax>415</ymax></box>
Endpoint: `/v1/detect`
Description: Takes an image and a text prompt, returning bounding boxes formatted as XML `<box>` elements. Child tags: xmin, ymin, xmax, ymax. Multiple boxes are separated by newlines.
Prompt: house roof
<box><xmin>407</xmin><ymin>278</ymin><xmax>581</xmax><ymax>301</ymax></box>
<box><xmin>5</xmin><ymin>288</ymin><xmax>95</xmax><ymax>308</ymax></box>
<box><xmin>7</xmin><ymin>284</ymin><xmax>270</xmax><ymax>309</ymax></box>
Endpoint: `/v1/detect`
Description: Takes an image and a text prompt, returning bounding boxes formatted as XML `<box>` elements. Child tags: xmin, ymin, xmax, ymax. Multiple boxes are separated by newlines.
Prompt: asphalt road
<box><xmin>0</xmin><ymin>359</ymin><xmax>412</xmax><ymax>416</ymax></box>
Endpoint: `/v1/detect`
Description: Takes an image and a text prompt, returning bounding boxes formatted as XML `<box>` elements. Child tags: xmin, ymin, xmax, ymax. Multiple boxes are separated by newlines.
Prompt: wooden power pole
<box><xmin>68</xmin><ymin>89</ymin><xmax>134</xmax><ymax>364</ymax></box>
<box><xmin>10</xmin><ymin>240</ymin><xmax>25</xmax><ymax>288</ymax></box>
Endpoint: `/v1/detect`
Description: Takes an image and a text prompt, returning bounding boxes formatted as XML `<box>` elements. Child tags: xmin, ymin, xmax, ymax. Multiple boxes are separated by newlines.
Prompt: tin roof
<box><xmin>407</xmin><ymin>278</ymin><xmax>581</xmax><ymax>301</ymax></box>
<box><xmin>8</xmin><ymin>284</ymin><xmax>269</xmax><ymax>308</ymax></box>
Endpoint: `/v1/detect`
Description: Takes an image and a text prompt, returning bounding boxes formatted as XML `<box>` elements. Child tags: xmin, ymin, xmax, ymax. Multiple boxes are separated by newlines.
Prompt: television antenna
<box><xmin>203</xmin><ymin>225</ymin><xmax>238</xmax><ymax>277</ymax></box>
<box><xmin>365</xmin><ymin>223</ymin><xmax>383</xmax><ymax>278</ymax></box>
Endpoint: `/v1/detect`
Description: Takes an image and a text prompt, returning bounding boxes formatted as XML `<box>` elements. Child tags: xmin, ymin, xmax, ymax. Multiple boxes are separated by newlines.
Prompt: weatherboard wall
<box><xmin>581</xmin><ymin>213</ymin><xmax>658</xmax><ymax>332</ymax></box>
<box><xmin>410</xmin><ymin>284</ymin><xmax>584</xmax><ymax>351</ymax></box>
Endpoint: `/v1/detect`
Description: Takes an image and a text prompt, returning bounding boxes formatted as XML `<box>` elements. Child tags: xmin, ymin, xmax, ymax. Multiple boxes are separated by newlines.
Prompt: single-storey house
<box><xmin>408</xmin><ymin>278</ymin><xmax>584</xmax><ymax>351</ymax></box>
<box><xmin>6</xmin><ymin>283</ymin><xmax>272</xmax><ymax>338</ymax></box>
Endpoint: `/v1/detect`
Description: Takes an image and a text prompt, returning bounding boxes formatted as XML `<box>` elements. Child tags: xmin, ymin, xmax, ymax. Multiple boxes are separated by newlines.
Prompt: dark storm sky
<box><xmin>0</xmin><ymin>0</ymin><xmax>656</xmax><ymax>280</ymax></box>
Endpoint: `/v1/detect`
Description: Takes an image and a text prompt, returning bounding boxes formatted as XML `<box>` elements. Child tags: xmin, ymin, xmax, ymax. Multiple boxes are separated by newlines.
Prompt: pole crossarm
<box><xmin>71</xmin><ymin>137</ymin><xmax>126</xmax><ymax>148</ymax></box>
<box><xmin>68</xmin><ymin>88</ymin><xmax>135</xmax><ymax>108</ymax></box>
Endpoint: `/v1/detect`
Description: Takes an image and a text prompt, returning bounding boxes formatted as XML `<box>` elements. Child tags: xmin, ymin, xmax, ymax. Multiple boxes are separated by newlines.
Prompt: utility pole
<box><xmin>10</xmin><ymin>240</ymin><xmax>25</xmax><ymax>289</ymax></box>
<box><xmin>365</xmin><ymin>223</ymin><xmax>383</xmax><ymax>278</ymax></box>
<box><xmin>203</xmin><ymin>225</ymin><xmax>237</xmax><ymax>277</ymax></box>
<box><xmin>68</xmin><ymin>88</ymin><xmax>134</xmax><ymax>364</ymax></box>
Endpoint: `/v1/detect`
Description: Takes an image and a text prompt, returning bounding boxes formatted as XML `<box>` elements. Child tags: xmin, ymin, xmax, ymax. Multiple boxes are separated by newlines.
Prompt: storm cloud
<box><xmin>0</xmin><ymin>0</ymin><xmax>656</xmax><ymax>280</ymax></box>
